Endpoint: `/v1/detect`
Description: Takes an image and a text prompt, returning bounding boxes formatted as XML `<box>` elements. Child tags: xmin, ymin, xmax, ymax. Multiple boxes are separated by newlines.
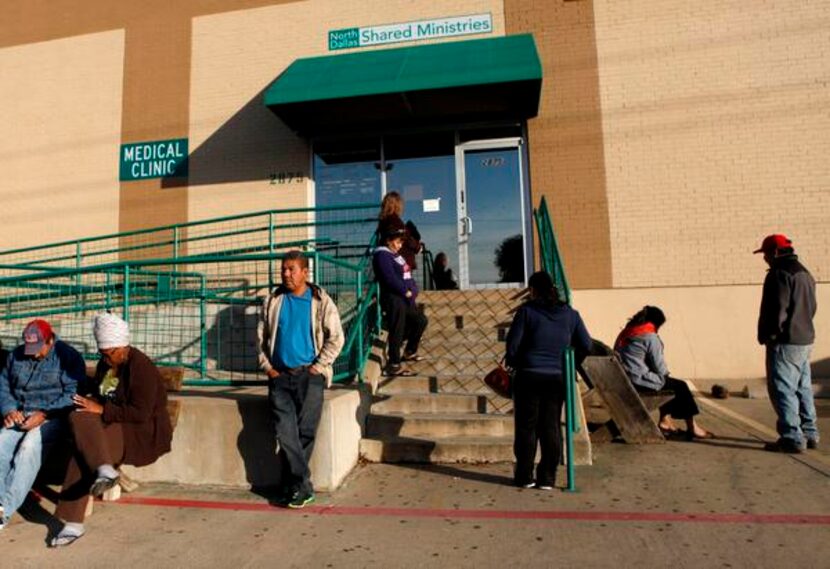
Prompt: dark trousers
<box><xmin>637</xmin><ymin>377</ymin><xmax>699</xmax><ymax>420</ymax></box>
<box><xmin>513</xmin><ymin>372</ymin><xmax>565</xmax><ymax>486</ymax></box>
<box><xmin>382</xmin><ymin>295</ymin><xmax>428</xmax><ymax>365</ymax></box>
<box><xmin>55</xmin><ymin>412</ymin><xmax>125</xmax><ymax>523</ymax></box>
<box><xmin>268</xmin><ymin>368</ymin><xmax>325</xmax><ymax>493</ymax></box>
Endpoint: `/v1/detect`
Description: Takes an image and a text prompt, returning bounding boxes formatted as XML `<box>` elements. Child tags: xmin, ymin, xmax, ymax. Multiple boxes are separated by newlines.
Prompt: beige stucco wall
<box><xmin>591</xmin><ymin>1</ymin><xmax>830</xmax><ymax>288</ymax></box>
<box><xmin>574</xmin><ymin>283</ymin><xmax>830</xmax><ymax>381</ymax></box>
<box><xmin>0</xmin><ymin>30</ymin><xmax>124</xmax><ymax>250</ymax></box>
<box><xmin>188</xmin><ymin>0</ymin><xmax>506</xmax><ymax>223</ymax></box>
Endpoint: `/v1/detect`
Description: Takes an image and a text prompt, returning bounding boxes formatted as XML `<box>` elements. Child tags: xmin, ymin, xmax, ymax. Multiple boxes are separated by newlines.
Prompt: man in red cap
<box><xmin>0</xmin><ymin>319</ymin><xmax>86</xmax><ymax>530</ymax></box>
<box><xmin>755</xmin><ymin>234</ymin><xmax>819</xmax><ymax>453</ymax></box>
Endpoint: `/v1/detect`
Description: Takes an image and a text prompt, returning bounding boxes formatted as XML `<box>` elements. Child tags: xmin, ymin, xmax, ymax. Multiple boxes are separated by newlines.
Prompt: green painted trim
<box><xmin>265</xmin><ymin>34</ymin><xmax>542</xmax><ymax>105</ymax></box>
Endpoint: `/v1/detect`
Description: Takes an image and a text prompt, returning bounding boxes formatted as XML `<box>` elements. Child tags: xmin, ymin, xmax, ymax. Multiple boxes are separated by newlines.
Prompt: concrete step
<box><xmin>377</xmin><ymin>376</ymin><xmax>433</xmax><ymax>394</ymax></box>
<box><xmin>407</xmin><ymin>358</ymin><xmax>497</xmax><ymax>377</ymax></box>
<box><xmin>360</xmin><ymin>434</ymin><xmax>592</xmax><ymax>465</ymax></box>
<box><xmin>372</xmin><ymin>393</ymin><xmax>487</xmax><ymax>414</ymax></box>
<box><xmin>366</xmin><ymin>412</ymin><xmax>513</xmax><ymax>438</ymax></box>
<box><xmin>378</xmin><ymin>374</ymin><xmax>507</xmax><ymax>396</ymax></box>
<box><xmin>359</xmin><ymin>435</ymin><xmax>514</xmax><ymax>463</ymax></box>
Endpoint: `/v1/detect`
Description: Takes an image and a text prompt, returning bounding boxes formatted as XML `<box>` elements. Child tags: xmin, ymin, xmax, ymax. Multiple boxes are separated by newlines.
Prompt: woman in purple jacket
<box><xmin>372</xmin><ymin>219</ymin><xmax>428</xmax><ymax>376</ymax></box>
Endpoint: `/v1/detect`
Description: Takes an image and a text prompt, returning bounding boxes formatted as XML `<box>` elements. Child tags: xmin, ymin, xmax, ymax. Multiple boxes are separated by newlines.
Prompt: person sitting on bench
<box><xmin>614</xmin><ymin>306</ymin><xmax>713</xmax><ymax>440</ymax></box>
<box><xmin>50</xmin><ymin>312</ymin><xmax>173</xmax><ymax>547</ymax></box>
<box><xmin>0</xmin><ymin>320</ymin><xmax>84</xmax><ymax>531</ymax></box>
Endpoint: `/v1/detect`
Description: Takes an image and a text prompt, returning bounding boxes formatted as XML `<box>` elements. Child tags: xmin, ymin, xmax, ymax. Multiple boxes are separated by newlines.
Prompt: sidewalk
<box><xmin>2</xmin><ymin>394</ymin><xmax>828</xmax><ymax>569</ymax></box>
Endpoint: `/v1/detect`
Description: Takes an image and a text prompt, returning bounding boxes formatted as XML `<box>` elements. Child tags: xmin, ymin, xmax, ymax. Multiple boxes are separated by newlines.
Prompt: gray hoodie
<box><xmin>616</xmin><ymin>333</ymin><xmax>669</xmax><ymax>391</ymax></box>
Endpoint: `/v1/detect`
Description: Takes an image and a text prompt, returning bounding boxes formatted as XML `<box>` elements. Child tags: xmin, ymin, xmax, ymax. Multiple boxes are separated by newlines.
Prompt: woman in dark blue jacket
<box><xmin>506</xmin><ymin>272</ymin><xmax>592</xmax><ymax>490</ymax></box>
<box><xmin>372</xmin><ymin>219</ymin><xmax>428</xmax><ymax>376</ymax></box>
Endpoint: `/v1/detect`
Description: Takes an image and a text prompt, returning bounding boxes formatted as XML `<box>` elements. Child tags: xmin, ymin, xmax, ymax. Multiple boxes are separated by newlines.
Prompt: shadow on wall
<box><xmin>812</xmin><ymin>358</ymin><xmax>830</xmax><ymax>379</ymax></box>
<box><xmin>236</xmin><ymin>394</ymin><xmax>286</xmax><ymax>495</ymax></box>
<box><xmin>205</xmin><ymin>304</ymin><xmax>262</xmax><ymax>373</ymax></box>
<box><xmin>163</xmin><ymin>81</ymin><xmax>307</xmax><ymax>189</ymax></box>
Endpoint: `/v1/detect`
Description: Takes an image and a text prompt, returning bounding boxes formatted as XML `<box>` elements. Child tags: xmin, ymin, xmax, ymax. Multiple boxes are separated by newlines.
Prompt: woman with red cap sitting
<box><xmin>614</xmin><ymin>306</ymin><xmax>713</xmax><ymax>440</ymax></box>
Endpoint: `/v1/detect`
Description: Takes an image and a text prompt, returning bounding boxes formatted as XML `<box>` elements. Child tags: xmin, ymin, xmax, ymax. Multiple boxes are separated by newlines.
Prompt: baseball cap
<box><xmin>23</xmin><ymin>319</ymin><xmax>53</xmax><ymax>355</ymax></box>
<box><xmin>753</xmin><ymin>234</ymin><xmax>792</xmax><ymax>254</ymax></box>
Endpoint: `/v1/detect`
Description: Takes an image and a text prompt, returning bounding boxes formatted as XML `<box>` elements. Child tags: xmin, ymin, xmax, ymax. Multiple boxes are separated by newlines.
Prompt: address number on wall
<box><xmin>270</xmin><ymin>171</ymin><xmax>305</xmax><ymax>184</ymax></box>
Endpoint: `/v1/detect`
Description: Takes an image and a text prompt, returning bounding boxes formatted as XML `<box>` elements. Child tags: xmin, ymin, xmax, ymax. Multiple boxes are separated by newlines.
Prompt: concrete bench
<box><xmin>120</xmin><ymin>385</ymin><xmax>372</xmax><ymax>492</ymax></box>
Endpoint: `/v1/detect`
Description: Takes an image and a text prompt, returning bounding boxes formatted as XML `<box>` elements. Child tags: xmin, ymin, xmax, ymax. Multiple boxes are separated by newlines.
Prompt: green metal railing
<box><xmin>420</xmin><ymin>248</ymin><xmax>436</xmax><ymax>291</ymax></box>
<box><xmin>0</xmin><ymin>249</ymin><xmax>379</xmax><ymax>386</ymax></box>
<box><xmin>533</xmin><ymin>196</ymin><xmax>572</xmax><ymax>305</ymax></box>
<box><xmin>533</xmin><ymin>196</ymin><xmax>578</xmax><ymax>492</ymax></box>
<box><xmin>0</xmin><ymin>204</ymin><xmax>383</xmax><ymax>386</ymax></box>
<box><xmin>0</xmin><ymin>203</ymin><xmax>379</xmax><ymax>276</ymax></box>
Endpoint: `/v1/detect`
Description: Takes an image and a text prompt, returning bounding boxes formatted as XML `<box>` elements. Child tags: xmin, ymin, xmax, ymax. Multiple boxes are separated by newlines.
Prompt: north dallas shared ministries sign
<box><xmin>329</xmin><ymin>13</ymin><xmax>493</xmax><ymax>51</ymax></box>
<box><xmin>120</xmin><ymin>138</ymin><xmax>188</xmax><ymax>181</ymax></box>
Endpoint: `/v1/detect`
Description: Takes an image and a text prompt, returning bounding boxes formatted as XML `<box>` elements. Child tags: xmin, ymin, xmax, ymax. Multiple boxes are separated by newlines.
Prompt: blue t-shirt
<box><xmin>272</xmin><ymin>288</ymin><xmax>315</xmax><ymax>370</ymax></box>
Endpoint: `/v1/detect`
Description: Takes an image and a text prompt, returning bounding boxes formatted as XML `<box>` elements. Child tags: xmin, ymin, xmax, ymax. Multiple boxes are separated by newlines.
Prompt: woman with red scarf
<box><xmin>614</xmin><ymin>306</ymin><xmax>713</xmax><ymax>440</ymax></box>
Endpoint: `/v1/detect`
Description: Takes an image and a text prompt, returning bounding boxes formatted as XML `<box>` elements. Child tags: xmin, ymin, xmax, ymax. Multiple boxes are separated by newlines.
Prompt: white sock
<box><xmin>97</xmin><ymin>464</ymin><xmax>119</xmax><ymax>479</ymax></box>
<box><xmin>60</xmin><ymin>522</ymin><xmax>85</xmax><ymax>537</ymax></box>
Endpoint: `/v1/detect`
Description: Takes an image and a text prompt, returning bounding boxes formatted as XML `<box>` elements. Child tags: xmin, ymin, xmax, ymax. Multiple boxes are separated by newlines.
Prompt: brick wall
<box><xmin>592</xmin><ymin>1</ymin><xmax>830</xmax><ymax>287</ymax></box>
<box><xmin>504</xmin><ymin>0</ymin><xmax>614</xmax><ymax>289</ymax></box>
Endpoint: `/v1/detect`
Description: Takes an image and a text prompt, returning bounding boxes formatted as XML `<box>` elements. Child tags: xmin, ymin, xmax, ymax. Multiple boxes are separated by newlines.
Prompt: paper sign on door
<box><xmin>423</xmin><ymin>198</ymin><xmax>441</xmax><ymax>213</ymax></box>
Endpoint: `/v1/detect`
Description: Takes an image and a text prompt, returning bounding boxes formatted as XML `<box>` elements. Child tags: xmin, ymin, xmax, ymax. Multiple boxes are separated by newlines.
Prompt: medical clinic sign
<box><xmin>119</xmin><ymin>138</ymin><xmax>188</xmax><ymax>181</ymax></box>
<box><xmin>329</xmin><ymin>13</ymin><xmax>493</xmax><ymax>51</ymax></box>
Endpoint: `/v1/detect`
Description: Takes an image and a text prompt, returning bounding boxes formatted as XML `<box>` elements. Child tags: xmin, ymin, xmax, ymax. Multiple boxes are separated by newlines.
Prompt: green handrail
<box><xmin>533</xmin><ymin>196</ymin><xmax>571</xmax><ymax>305</ymax></box>
<box><xmin>0</xmin><ymin>249</ymin><xmax>379</xmax><ymax>385</ymax></box>
<box><xmin>563</xmin><ymin>347</ymin><xmax>577</xmax><ymax>492</ymax></box>
<box><xmin>534</xmin><ymin>196</ymin><xmax>579</xmax><ymax>492</ymax></box>
<box><xmin>0</xmin><ymin>202</ymin><xmax>378</xmax><ymax>258</ymax></box>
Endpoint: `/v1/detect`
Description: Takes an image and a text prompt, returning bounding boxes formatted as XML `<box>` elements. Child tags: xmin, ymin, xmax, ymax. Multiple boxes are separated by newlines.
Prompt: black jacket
<box><xmin>757</xmin><ymin>254</ymin><xmax>816</xmax><ymax>345</ymax></box>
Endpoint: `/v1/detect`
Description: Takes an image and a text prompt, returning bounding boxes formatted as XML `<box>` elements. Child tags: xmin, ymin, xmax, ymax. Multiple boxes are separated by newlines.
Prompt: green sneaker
<box><xmin>271</xmin><ymin>485</ymin><xmax>295</xmax><ymax>507</ymax></box>
<box><xmin>287</xmin><ymin>490</ymin><xmax>315</xmax><ymax>509</ymax></box>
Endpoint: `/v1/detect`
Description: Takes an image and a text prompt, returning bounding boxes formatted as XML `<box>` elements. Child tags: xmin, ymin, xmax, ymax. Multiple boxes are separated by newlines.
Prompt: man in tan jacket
<box><xmin>257</xmin><ymin>250</ymin><xmax>344</xmax><ymax>508</ymax></box>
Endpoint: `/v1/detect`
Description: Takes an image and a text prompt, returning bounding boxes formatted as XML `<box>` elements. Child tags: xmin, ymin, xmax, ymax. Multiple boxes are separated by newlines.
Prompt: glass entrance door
<box><xmin>456</xmin><ymin>140</ymin><xmax>528</xmax><ymax>288</ymax></box>
<box><xmin>385</xmin><ymin>132</ymin><xmax>456</xmax><ymax>287</ymax></box>
<box><xmin>313</xmin><ymin>132</ymin><xmax>529</xmax><ymax>290</ymax></box>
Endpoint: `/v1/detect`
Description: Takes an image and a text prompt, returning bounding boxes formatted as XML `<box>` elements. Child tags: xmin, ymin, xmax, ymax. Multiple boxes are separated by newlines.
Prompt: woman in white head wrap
<box><xmin>51</xmin><ymin>312</ymin><xmax>173</xmax><ymax>547</ymax></box>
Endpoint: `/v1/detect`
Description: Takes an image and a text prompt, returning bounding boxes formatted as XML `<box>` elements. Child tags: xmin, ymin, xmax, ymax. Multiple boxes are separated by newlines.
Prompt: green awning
<box><xmin>265</xmin><ymin>34</ymin><xmax>542</xmax><ymax>136</ymax></box>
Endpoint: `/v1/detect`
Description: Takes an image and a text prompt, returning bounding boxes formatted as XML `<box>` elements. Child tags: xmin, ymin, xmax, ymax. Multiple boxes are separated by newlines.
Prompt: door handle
<box><xmin>461</xmin><ymin>216</ymin><xmax>473</xmax><ymax>236</ymax></box>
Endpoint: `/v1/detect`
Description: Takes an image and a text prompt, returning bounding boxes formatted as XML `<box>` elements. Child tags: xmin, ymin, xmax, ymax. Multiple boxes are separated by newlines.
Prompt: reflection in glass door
<box><xmin>385</xmin><ymin>133</ymin><xmax>456</xmax><ymax>285</ymax></box>
<box><xmin>457</xmin><ymin>142</ymin><xmax>527</xmax><ymax>288</ymax></box>
<box><xmin>313</xmin><ymin>137</ymin><xmax>382</xmax><ymax>253</ymax></box>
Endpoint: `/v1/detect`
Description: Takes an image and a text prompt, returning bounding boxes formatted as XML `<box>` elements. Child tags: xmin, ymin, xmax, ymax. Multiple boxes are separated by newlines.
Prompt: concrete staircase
<box><xmin>359</xmin><ymin>289</ymin><xmax>592</xmax><ymax>465</ymax></box>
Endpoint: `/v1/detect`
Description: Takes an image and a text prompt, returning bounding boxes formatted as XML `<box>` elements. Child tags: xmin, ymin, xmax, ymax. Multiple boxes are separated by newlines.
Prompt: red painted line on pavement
<box><xmin>114</xmin><ymin>495</ymin><xmax>830</xmax><ymax>526</ymax></box>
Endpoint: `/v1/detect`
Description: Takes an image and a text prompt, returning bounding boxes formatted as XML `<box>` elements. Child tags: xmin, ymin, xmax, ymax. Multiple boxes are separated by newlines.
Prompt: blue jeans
<box><xmin>766</xmin><ymin>344</ymin><xmax>819</xmax><ymax>445</ymax></box>
<box><xmin>268</xmin><ymin>369</ymin><xmax>325</xmax><ymax>494</ymax></box>
<box><xmin>0</xmin><ymin>417</ymin><xmax>65</xmax><ymax>522</ymax></box>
